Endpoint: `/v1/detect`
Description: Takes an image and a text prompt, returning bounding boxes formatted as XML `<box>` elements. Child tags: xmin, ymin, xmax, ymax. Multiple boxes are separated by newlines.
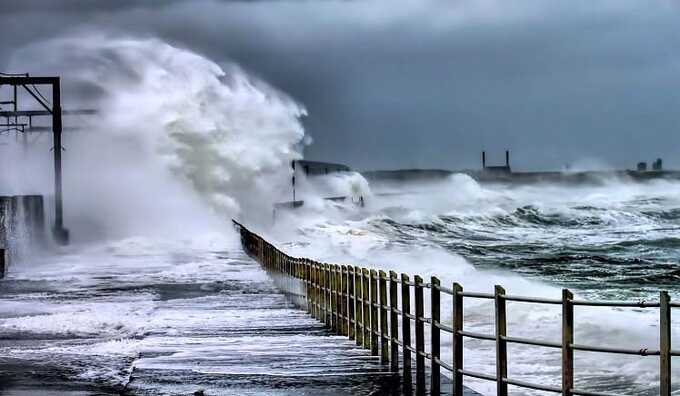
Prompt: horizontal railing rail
<box><xmin>233</xmin><ymin>220</ymin><xmax>676</xmax><ymax>395</ymax></box>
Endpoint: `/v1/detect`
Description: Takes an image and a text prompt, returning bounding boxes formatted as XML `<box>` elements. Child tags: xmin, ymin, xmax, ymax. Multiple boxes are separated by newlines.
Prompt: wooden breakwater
<box><xmin>233</xmin><ymin>220</ymin><xmax>678</xmax><ymax>396</ymax></box>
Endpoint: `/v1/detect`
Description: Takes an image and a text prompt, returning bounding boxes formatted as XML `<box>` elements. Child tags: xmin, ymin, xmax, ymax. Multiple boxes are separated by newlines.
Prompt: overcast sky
<box><xmin>1</xmin><ymin>0</ymin><xmax>679</xmax><ymax>171</ymax></box>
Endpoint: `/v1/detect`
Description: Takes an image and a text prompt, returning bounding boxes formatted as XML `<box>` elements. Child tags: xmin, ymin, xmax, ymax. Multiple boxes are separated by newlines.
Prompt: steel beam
<box><xmin>0</xmin><ymin>109</ymin><xmax>97</xmax><ymax>117</ymax></box>
<box><xmin>0</xmin><ymin>76</ymin><xmax>59</xmax><ymax>85</ymax></box>
<box><xmin>0</xmin><ymin>76</ymin><xmax>70</xmax><ymax>244</ymax></box>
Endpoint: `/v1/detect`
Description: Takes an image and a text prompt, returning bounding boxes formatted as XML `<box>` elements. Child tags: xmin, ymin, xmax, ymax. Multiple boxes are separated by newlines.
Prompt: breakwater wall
<box><xmin>233</xmin><ymin>220</ymin><xmax>678</xmax><ymax>395</ymax></box>
<box><xmin>363</xmin><ymin>169</ymin><xmax>680</xmax><ymax>185</ymax></box>
<box><xmin>0</xmin><ymin>195</ymin><xmax>46</xmax><ymax>278</ymax></box>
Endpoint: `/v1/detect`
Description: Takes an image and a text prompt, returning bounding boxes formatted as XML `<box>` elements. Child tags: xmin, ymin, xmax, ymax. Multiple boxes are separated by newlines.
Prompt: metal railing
<box><xmin>233</xmin><ymin>220</ymin><xmax>677</xmax><ymax>395</ymax></box>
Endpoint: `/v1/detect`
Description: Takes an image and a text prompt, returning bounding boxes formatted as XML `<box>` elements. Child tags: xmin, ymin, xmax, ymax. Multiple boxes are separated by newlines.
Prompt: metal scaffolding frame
<box><xmin>0</xmin><ymin>74</ymin><xmax>95</xmax><ymax>244</ymax></box>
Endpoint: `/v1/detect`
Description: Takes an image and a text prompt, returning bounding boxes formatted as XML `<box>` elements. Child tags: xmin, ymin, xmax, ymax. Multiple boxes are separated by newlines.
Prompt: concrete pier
<box><xmin>0</xmin><ymin>244</ymin><xmax>397</xmax><ymax>395</ymax></box>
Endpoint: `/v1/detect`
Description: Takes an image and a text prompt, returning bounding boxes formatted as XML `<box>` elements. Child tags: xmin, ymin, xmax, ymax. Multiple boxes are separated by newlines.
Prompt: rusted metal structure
<box><xmin>0</xmin><ymin>74</ymin><xmax>95</xmax><ymax>244</ymax></box>
<box><xmin>233</xmin><ymin>220</ymin><xmax>677</xmax><ymax>395</ymax></box>
<box><xmin>482</xmin><ymin>150</ymin><xmax>512</xmax><ymax>174</ymax></box>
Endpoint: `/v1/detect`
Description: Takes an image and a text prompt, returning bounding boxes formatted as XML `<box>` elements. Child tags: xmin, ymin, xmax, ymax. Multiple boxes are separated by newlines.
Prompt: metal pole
<box><xmin>363</xmin><ymin>268</ymin><xmax>371</xmax><ymax>350</ymax></box>
<box><xmin>660</xmin><ymin>291</ymin><xmax>671</xmax><ymax>396</ymax></box>
<box><xmin>562</xmin><ymin>289</ymin><xmax>574</xmax><ymax>396</ymax></box>
<box><xmin>452</xmin><ymin>282</ymin><xmax>464</xmax><ymax>395</ymax></box>
<box><xmin>336</xmin><ymin>265</ymin><xmax>343</xmax><ymax>335</ymax></box>
<box><xmin>326</xmin><ymin>264</ymin><xmax>332</xmax><ymax>327</ymax></box>
<box><xmin>311</xmin><ymin>263</ymin><xmax>317</xmax><ymax>319</ymax></box>
<box><xmin>14</xmin><ymin>85</ymin><xmax>27</xmax><ymax>154</ymax></box>
<box><xmin>305</xmin><ymin>259</ymin><xmax>311</xmax><ymax>314</ymax></box>
<box><xmin>341</xmin><ymin>265</ymin><xmax>348</xmax><ymax>336</ymax></box>
<box><xmin>414</xmin><ymin>275</ymin><xmax>425</xmax><ymax>391</ymax></box>
<box><xmin>379</xmin><ymin>270</ymin><xmax>389</xmax><ymax>364</ymax></box>
<box><xmin>355</xmin><ymin>265</ymin><xmax>363</xmax><ymax>346</ymax></box>
<box><xmin>52</xmin><ymin>78</ymin><xmax>67</xmax><ymax>244</ymax></box>
<box><xmin>331</xmin><ymin>265</ymin><xmax>337</xmax><ymax>332</ymax></box>
<box><xmin>495</xmin><ymin>285</ymin><xmax>508</xmax><ymax>396</ymax></box>
<box><xmin>431</xmin><ymin>276</ymin><xmax>441</xmax><ymax>395</ymax></box>
<box><xmin>370</xmin><ymin>269</ymin><xmax>379</xmax><ymax>356</ymax></box>
<box><xmin>320</xmin><ymin>264</ymin><xmax>326</xmax><ymax>324</ymax></box>
<box><xmin>349</xmin><ymin>266</ymin><xmax>356</xmax><ymax>340</ymax></box>
<box><xmin>315</xmin><ymin>262</ymin><xmax>321</xmax><ymax>320</ymax></box>
<box><xmin>389</xmin><ymin>271</ymin><xmax>399</xmax><ymax>373</ymax></box>
<box><xmin>402</xmin><ymin>273</ymin><xmax>413</xmax><ymax>385</ymax></box>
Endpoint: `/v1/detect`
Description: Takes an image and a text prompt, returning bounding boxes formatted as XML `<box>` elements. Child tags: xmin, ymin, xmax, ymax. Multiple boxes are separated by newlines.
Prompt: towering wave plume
<box><xmin>7</xmin><ymin>34</ymin><xmax>307</xmax><ymax>238</ymax></box>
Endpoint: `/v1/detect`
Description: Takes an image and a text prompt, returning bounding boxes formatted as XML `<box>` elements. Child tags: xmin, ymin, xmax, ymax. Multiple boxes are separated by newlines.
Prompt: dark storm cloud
<box><xmin>2</xmin><ymin>0</ymin><xmax>680</xmax><ymax>171</ymax></box>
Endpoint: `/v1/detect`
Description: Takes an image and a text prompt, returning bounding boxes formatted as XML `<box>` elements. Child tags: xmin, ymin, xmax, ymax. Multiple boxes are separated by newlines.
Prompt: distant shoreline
<box><xmin>362</xmin><ymin>168</ymin><xmax>680</xmax><ymax>185</ymax></box>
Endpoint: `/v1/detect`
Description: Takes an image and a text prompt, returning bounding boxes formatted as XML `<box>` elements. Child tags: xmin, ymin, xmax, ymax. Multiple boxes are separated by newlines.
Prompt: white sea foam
<box><xmin>2</xmin><ymin>32</ymin><xmax>679</xmax><ymax>394</ymax></box>
<box><xmin>269</xmin><ymin>174</ymin><xmax>680</xmax><ymax>394</ymax></box>
<box><xmin>5</xmin><ymin>34</ymin><xmax>307</xmax><ymax>241</ymax></box>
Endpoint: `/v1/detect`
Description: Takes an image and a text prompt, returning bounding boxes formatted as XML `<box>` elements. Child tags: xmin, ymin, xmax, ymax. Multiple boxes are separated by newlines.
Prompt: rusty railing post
<box><xmin>355</xmin><ymin>265</ymin><xmax>364</xmax><ymax>346</ymax></box>
<box><xmin>562</xmin><ymin>289</ymin><xmax>574</xmax><ymax>396</ymax></box>
<box><xmin>341</xmin><ymin>265</ymin><xmax>348</xmax><ymax>336</ymax></box>
<box><xmin>363</xmin><ymin>268</ymin><xmax>371</xmax><ymax>350</ymax></box>
<box><xmin>495</xmin><ymin>285</ymin><xmax>508</xmax><ymax>396</ymax></box>
<box><xmin>315</xmin><ymin>262</ymin><xmax>321</xmax><ymax>320</ymax></box>
<box><xmin>370</xmin><ymin>269</ymin><xmax>379</xmax><ymax>356</ymax></box>
<box><xmin>337</xmin><ymin>265</ymin><xmax>343</xmax><ymax>334</ymax></box>
<box><xmin>313</xmin><ymin>263</ymin><xmax>319</xmax><ymax>321</ymax></box>
<box><xmin>331</xmin><ymin>265</ymin><xmax>338</xmax><ymax>332</ymax></box>
<box><xmin>452</xmin><ymin>282</ymin><xmax>463</xmax><ymax>395</ymax></box>
<box><xmin>357</xmin><ymin>266</ymin><xmax>364</xmax><ymax>346</ymax></box>
<box><xmin>320</xmin><ymin>264</ymin><xmax>327</xmax><ymax>325</ymax></box>
<box><xmin>431</xmin><ymin>276</ymin><xmax>441</xmax><ymax>395</ymax></box>
<box><xmin>402</xmin><ymin>273</ymin><xmax>412</xmax><ymax>385</ymax></box>
<box><xmin>379</xmin><ymin>270</ymin><xmax>389</xmax><ymax>364</ymax></box>
<box><xmin>308</xmin><ymin>261</ymin><xmax>314</xmax><ymax>317</ymax></box>
<box><xmin>305</xmin><ymin>259</ymin><xmax>312</xmax><ymax>314</ymax></box>
<box><xmin>389</xmin><ymin>270</ymin><xmax>399</xmax><ymax>373</ymax></box>
<box><xmin>660</xmin><ymin>291</ymin><xmax>671</xmax><ymax>396</ymax></box>
<box><xmin>337</xmin><ymin>265</ymin><xmax>342</xmax><ymax>334</ymax></box>
<box><xmin>327</xmin><ymin>264</ymin><xmax>333</xmax><ymax>328</ymax></box>
<box><xmin>311</xmin><ymin>261</ymin><xmax>317</xmax><ymax>319</ymax></box>
<box><xmin>348</xmin><ymin>266</ymin><xmax>356</xmax><ymax>340</ymax></box>
<box><xmin>414</xmin><ymin>275</ymin><xmax>425</xmax><ymax>391</ymax></box>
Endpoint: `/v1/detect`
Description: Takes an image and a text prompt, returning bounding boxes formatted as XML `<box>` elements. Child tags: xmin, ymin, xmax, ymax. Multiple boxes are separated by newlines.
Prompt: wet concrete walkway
<box><xmin>0</xmin><ymin>240</ymin><xmax>398</xmax><ymax>395</ymax></box>
<box><xmin>124</xmin><ymin>250</ymin><xmax>401</xmax><ymax>395</ymax></box>
<box><xmin>0</xmin><ymin>240</ymin><xmax>479</xmax><ymax>395</ymax></box>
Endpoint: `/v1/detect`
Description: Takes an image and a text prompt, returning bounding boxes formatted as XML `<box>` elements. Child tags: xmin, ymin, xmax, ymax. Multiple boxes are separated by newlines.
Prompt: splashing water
<box><xmin>3</xmin><ymin>34</ymin><xmax>679</xmax><ymax>395</ymax></box>
<box><xmin>6</xmin><ymin>34</ymin><xmax>307</xmax><ymax>238</ymax></box>
<box><xmin>270</xmin><ymin>174</ymin><xmax>680</xmax><ymax>395</ymax></box>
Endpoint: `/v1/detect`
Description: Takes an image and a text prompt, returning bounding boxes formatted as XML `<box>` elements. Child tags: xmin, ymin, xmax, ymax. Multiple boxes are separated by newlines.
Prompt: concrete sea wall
<box><xmin>0</xmin><ymin>195</ymin><xmax>46</xmax><ymax>278</ymax></box>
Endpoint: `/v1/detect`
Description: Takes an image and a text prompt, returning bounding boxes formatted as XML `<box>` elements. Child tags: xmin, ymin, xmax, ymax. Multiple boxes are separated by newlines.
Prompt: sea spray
<box><xmin>3</xmin><ymin>33</ymin><xmax>679</xmax><ymax>394</ymax></box>
<box><xmin>270</xmin><ymin>174</ymin><xmax>680</xmax><ymax>394</ymax></box>
<box><xmin>7</xmin><ymin>34</ymin><xmax>307</xmax><ymax>239</ymax></box>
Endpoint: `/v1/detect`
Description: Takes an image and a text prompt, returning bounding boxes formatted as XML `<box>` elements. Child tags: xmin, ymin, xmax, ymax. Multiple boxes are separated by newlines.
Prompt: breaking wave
<box><xmin>269</xmin><ymin>174</ymin><xmax>680</xmax><ymax>394</ymax></box>
<box><xmin>7</xmin><ymin>34</ymin><xmax>307</xmax><ymax>238</ymax></box>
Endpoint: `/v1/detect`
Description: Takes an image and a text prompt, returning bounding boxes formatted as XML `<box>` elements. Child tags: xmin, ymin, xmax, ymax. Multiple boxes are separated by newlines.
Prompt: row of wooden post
<box><xmin>238</xmin><ymin>222</ymin><xmax>674</xmax><ymax>396</ymax></box>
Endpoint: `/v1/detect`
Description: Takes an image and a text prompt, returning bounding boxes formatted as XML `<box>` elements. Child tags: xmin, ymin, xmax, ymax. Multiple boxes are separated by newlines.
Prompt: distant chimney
<box><xmin>482</xmin><ymin>151</ymin><xmax>486</xmax><ymax>169</ymax></box>
<box><xmin>505</xmin><ymin>150</ymin><xmax>510</xmax><ymax>167</ymax></box>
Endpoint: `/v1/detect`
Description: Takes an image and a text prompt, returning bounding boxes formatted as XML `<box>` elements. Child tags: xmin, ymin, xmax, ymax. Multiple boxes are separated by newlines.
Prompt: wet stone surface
<box><xmin>0</xmin><ymin>241</ymin><xmax>478</xmax><ymax>395</ymax></box>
